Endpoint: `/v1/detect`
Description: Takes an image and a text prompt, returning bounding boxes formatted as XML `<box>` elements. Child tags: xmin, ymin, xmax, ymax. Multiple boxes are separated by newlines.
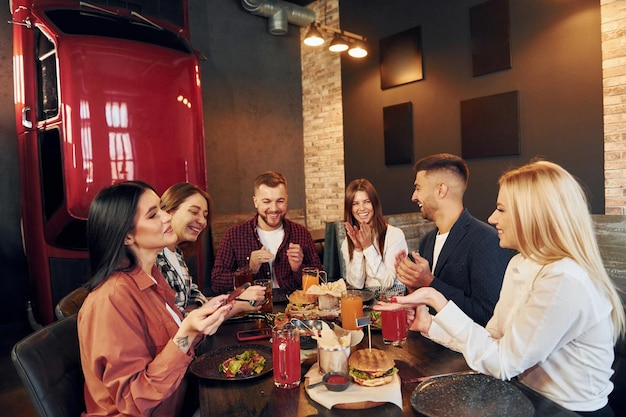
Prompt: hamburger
<box><xmin>348</xmin><ymin>348</ymin><xmax>398</xmax><ymax>387</ymax></box>
<box><xmin>285</xmin><ymin>290</ymin><xmax>319</xmax><ymax>320</ymax></box>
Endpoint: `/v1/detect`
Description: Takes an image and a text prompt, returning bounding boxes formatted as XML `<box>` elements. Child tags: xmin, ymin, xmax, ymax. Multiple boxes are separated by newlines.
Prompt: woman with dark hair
<box><xmin>79</xmin><ymin>181</ymin><xmax>233</xmax><ymax>416</ymax></box>
<box><xmin>157</xmin><ymin>182</ymin><xmax>264</xmax><ymax>315</ymax></box>
<box><xmin>342</xmin><ymin>178</ymin><xmax>407</xmax><ymax>291</ymax></box>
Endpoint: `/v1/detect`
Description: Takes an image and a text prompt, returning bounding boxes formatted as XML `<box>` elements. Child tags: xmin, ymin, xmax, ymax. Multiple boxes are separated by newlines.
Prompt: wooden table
<box><xmin>196</xmin><ymin>314</ymin><xmax>580</xmax><ymax>417</ymax></box>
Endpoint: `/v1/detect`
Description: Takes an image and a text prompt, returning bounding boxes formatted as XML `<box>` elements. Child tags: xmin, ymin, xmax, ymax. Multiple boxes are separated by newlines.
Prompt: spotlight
<box><xmin>328</xmin><ymin>34</ymin><xmax>349</xmax><ymax>52</ymax></box>
<box><xmin>303</xmin><ymin>23</ymin><xmax>324</xmax><ymax>47</ymax></box>
<box><xmin>348</xmin><ymin>41</ymin><xmax>368</xmax><ymax>58</ymax></box>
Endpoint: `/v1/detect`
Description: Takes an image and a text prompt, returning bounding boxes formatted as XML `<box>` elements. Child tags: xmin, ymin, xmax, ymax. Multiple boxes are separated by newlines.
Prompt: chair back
<box><xmin>55</xmin><ymin>287</ymin><xmax>89</xmax><ymax>319</ymax></box>
<box><xmin>11</xmin><ymin>315</ymin><xmax>85</xmax><ymax>417</ymax></box>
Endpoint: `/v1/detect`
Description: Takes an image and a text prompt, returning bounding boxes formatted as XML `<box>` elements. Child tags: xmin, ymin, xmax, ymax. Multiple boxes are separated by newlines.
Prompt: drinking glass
<box><xmin>254</xmin><ymin>278</ymin><xmax>273</xmax><ymax>313</ymax></box>
<box><xmin>233</xmin><ymin>266</ymin><xmax>253</xmax><ymax>290</ymax></box>
<box><xmin>272</xmin><ymin>324</ymin><xmax>301</xmax><ymax>389</ymax></box>
<box><xmin>340</xmin><ymin>290</ymin><xmax>363</xmax><ymax>331</ymax></box>
<box><xmin>380</xmin><ymin>290</ymin><xmax>408</xmax><ymax>346</ymax></box>
<box><xmin>302</xmin><ymin>268</ymin><xmax>327</xmax><ymax>292</ymax></box>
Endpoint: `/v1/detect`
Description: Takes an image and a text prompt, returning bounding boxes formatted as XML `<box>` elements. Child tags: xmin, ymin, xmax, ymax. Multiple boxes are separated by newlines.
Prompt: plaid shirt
<box><xmin>211</xmin><ymin>216</ymin><xmax>323</xmax><ymax>294</ymax></box>
<box><xmin>156</xmin><ymin>247</ymin><xmax>207</xmax><ymax>316</ymax></box>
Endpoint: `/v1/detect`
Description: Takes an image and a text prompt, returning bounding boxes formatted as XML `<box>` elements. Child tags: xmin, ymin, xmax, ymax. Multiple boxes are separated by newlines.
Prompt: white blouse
<box><xmin>427</xmin><ymin>254</ymin><xmax>615</xmax><ymax>412</ymax></box>
<box><xmin>341</xmin><ymin>224</ymin><xmax>408</xmax><ymax>290</ymax></box>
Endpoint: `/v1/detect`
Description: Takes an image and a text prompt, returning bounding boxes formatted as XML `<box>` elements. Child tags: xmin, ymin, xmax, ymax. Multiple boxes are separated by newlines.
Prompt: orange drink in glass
<box><xmin>340</xmin><ymin>290</ymin><xmax>363</xmax><ymax>330</ymax></box>
<box><xmin>302</xmin><ymin>269</ymin><xmax>319</xmax><ymax>292</ymax></box>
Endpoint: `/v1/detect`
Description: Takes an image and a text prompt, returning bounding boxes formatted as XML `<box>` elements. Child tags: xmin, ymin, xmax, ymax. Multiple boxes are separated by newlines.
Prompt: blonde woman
<box><xmin>376</xmin><ymin>161</ymin><xmax>625</xmax><ymax>416</ymax></box>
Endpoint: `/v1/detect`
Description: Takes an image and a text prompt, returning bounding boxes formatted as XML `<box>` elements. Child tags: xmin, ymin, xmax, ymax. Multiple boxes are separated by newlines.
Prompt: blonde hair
<box><xmin>499</xmin><ymin>160</ymin><xmax>625</xmax><ymax>341</ymax></box>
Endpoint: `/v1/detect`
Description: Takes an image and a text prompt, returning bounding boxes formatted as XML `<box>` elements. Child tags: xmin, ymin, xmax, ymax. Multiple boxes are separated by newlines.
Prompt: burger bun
<box><xmin>348</xmin><ymin>348</ymin><xmax>397</xmax><ymax>387</ymax></box>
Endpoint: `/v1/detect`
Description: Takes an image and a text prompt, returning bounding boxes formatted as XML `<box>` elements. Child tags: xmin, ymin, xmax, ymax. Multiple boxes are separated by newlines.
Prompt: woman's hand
<box><xmin>204</xmin><ymin>294</ymin><xmax>229</xmax><ymax>311</ymax></box>
<box><xmin>409</xmin><ymin>305</ymin><xmax>432</xmax><ymax>333</ymax></box>
<box><xmin>174</xmin><ymin>298</ymin><xmax>233</xmax><ymax>353</ymax></box>
<box><xmin>387</xmin><ymin>287</ymin><xmax>449</xmax><ymax>312</ymax></box>
<box><xmin>374</xmin><ymin>299</ymin><xmax>435</xmax><ymax>334</ymax></box>
<box><xmin>344</xmin><ymin>222</ymin><xmax>362</xmax><ymax>251</ymax></box>
<box><xmin>228</xmin><ymin>285</ymin><xmax>266</xmax><ymax>317</ymax></box>
<box><xmin>344</xmin><ymin>221</ymin><xmax>373</xmax><ymax>251</ymax></box>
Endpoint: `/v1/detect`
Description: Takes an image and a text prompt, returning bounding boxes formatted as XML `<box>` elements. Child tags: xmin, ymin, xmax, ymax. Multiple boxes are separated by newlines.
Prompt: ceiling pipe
<box><xmin>242</xmin><ymin>0</ymin><xmax>316</xmax><ymax>35</ymax></box>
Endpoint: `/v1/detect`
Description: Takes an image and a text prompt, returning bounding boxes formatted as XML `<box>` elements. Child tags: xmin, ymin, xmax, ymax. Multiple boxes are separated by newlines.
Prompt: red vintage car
<box><xmin>10</xmin><ymin>0</ymin><xmax>207</xmax><ymax>323</ymax></box>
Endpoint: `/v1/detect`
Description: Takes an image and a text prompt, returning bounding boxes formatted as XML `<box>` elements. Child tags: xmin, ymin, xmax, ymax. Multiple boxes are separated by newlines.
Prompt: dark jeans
<box><xmin>576</xmin><ymin>403</ymin><xmax>614</xmax><ymax>417</ymax></box>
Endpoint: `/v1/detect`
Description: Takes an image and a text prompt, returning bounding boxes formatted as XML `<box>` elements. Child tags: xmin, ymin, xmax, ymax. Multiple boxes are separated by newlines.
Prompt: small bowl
<box><xmin>308</xmin><ymin>372</ymin><xmax>353</xmax><ymax>391</ymax></box>
<box><xmin>322</xmin><ymin>372</ymin><xmax>352</xmax><ymax>391</ymax></box>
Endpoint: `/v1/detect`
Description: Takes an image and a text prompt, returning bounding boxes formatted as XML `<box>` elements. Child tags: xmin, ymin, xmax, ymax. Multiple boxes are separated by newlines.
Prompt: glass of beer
<box><xmin>302</xmin><ymin>268</ymin><xmax>327</xmax><ymax>292</ymax></box>
<box><xmin>254</xmin><ymin>278</ymin><xmax>273</xmax><ymax>313</ymax></box>
<box><xmin>233</xmin><ymin>266</ymin><xmax>253</xmax><ymax>290</ymax></box>
<box><xmin>340</xmin><ymin>290</ymin><xmax>363</xmax><ymax>331</ymax></box>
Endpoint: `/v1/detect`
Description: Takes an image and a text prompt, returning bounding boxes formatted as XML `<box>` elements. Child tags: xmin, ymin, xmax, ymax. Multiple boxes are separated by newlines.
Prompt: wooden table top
<box><xmin>195</xmin><ymin>311</ymin><xmax>580</xmax><ymax>417</ymax></box>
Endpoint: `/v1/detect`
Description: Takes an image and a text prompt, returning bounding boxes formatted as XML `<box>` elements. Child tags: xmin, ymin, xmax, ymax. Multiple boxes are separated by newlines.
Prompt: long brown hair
<box><xmin>160</xmin><ymin>182</ymin><xmax>212</xmax><ymax>256</ymax></box>
<box><xmin>344</xmin><ymin>179</ymin><xmax>388</xmax><ymax>259</ymax></box>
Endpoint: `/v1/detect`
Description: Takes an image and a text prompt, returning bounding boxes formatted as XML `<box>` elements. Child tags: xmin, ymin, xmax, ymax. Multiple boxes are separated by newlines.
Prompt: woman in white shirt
<box><xmin>157</xmin><ymin>183</ymin><xmax>265</xmax><ymax>316</ymax></box>
<box><xmin>342</xmin><ymin>178</ymin><xmax>407</xmax><ymax>292</ymax></box>
<box><xmin>376</xmin><ymin>161</ymin><xmax>625</xmax><ymax>417</ymax></box>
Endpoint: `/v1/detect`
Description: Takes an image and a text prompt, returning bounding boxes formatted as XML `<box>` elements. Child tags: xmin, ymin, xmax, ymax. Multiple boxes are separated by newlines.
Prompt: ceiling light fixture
<box><xmin>348</xmin><ymin>41</ymin><xmax>368</xmax><ymax>58</ymax></box>
<box><xmin>328</xmin><ymin>34</ymin><xmax>349</xmax><ymax>53</ymax></box>
<box><xmin>303</xmin><ymin>23</ymin><xmax>368</xmax><ymax>58</ymax></box>
<box><xmin>303</xmin><ymin>23</ymin><xmax>325</xmax><ymax>46</ymax></box>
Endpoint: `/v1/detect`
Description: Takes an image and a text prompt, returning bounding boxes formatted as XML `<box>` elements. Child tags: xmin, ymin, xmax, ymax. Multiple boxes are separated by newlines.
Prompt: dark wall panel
<box><xmin>340</xmin><ymin>0</ymin><xmax>603</xmax><ymax>222</ymax></box>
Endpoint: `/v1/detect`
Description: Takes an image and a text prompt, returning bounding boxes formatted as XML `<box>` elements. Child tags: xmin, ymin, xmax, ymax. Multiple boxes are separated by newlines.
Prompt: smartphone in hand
<box><xmin>227</xmin><ymin>282</ymin><xmax>252</xmax><ymax>303</ymax></box>
<box><xmin>407</xmin><ymin>252</ymin><xmax>416</xmax><ymax>263</ymax></box>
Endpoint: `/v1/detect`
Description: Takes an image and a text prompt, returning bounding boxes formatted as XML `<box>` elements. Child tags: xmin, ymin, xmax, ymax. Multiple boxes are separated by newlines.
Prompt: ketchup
<box><xmin>326</xmin><ymin>374</ymin><xmax>350</xmax><ymax>385</ymax></box>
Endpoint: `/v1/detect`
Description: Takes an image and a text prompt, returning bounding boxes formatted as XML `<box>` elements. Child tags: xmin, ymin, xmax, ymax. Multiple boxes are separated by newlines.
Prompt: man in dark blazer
<box><xmin>395</xmin><ymin>153</ymin><xmax>512</xmax><ymax>326</ymax></box>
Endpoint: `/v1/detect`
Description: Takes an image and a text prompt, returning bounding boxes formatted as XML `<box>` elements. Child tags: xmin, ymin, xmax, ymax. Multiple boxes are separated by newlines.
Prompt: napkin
<box><xmin>306</xmin><ymin>279</ymin><xmax>347</xmax><ymax>297</ymax></box>
<box><xmin>304</xmin><ymin>363</ymin><xmax>403</xmax><ymax>410</ymax></box>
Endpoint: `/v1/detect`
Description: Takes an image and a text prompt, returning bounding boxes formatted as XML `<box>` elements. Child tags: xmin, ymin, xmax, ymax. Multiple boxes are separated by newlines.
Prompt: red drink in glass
<box><xmin>272</xmin><ymin>326</ymin><xmax>301</xmax><ymax>389</ymax></box>
<box><xmin>382</xmin><ymin>309</ymin><xmax>407</xmax><ymax>346</ymax></box>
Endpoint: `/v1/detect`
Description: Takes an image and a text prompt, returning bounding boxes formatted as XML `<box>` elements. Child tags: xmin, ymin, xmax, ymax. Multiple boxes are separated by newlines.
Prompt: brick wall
<box><xmin>602</xmin><ymin>0</ymin><xmax>626</xmax><ymax>215</ymax></box>
<box><xmin>301</xmin><ymin>0</ymin><xmax>345</xmax><ymax>231</ymax></box>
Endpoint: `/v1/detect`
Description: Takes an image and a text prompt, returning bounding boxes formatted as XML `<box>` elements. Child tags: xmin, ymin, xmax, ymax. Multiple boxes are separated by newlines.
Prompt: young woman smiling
<box><xmin>157</xmin><ymin>182</ymin><xmax>265</xmax><ymax>316</ymax></box>
<box><xmin>342</xmin><ymin>178</ymin><xmax>407</xmax><ymax>292</ymax></box>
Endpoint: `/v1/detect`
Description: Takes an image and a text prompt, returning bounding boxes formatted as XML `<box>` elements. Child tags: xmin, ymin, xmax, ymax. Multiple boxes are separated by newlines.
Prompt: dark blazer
<box><xmin>419</xmin><ymin>209</ymin><xmax>512</xmax><ymax>326</ymax></box>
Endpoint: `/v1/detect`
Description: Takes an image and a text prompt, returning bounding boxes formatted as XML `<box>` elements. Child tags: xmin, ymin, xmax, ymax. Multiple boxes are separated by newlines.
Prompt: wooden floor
<box><xmin>0</xmin><ymin>321</ymin><xmax>37</xmax><ymax>417</ymax></box>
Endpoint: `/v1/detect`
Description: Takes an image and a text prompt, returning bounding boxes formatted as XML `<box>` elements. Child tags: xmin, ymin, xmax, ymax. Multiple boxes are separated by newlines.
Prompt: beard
<box><xmin>258</xmin><ymin>211</ymin><xmax>285</xmax><ymax>229</ymax></box>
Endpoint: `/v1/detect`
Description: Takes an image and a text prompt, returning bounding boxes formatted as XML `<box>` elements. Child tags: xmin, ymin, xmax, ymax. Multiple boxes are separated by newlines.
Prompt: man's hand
<box><xmin>250</xmin><ymin>246</ymin><xmax>275</xmax><ymax>273</ymax></box>
<box><xmin>286</xmin><ymin>242</ymin><xmax>303</xmax><ymax>272</ymax></box>
<box><xmin>395</xmin><ymin>250</ymin><xmax>434</xmax><ymax>292</ymax></box>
